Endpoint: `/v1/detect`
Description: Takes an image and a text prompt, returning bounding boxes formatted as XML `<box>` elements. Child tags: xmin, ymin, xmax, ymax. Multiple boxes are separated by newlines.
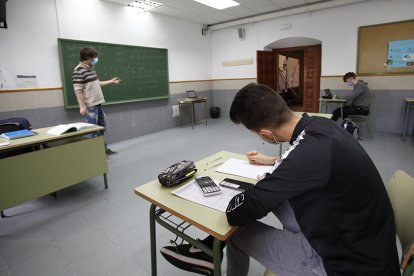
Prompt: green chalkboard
<box><xmin>58</xmin><ymin>38</ymin><xmax>169</xmax><ymax>108</ymax></box>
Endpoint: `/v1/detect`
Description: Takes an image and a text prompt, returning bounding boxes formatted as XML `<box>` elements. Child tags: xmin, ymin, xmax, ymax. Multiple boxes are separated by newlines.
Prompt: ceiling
<box><xmin>104</xmin><ymin>0</ymin><xmax>344</xmax><ymax>26</ymax></box>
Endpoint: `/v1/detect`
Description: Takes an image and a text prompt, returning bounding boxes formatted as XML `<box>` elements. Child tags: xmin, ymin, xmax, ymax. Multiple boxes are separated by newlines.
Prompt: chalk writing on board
<box><xmin>58</xmin><ymin>39</ymin><xmax>169</xmax><ymax>108</ymax></box>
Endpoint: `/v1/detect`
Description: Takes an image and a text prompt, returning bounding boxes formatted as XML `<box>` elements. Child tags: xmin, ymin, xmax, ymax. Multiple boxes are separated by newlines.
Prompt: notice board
<box><xmin>357</xmin><ymin>20</ymin><xmax>414</xmax><ymax>75</ymax></box>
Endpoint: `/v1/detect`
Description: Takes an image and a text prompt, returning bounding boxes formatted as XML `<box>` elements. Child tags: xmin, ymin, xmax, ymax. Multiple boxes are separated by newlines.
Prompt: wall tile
<box><xmin>1</xmin><ymin>88</ymin><xmax>413</xmax><ymax>141</ymax></box>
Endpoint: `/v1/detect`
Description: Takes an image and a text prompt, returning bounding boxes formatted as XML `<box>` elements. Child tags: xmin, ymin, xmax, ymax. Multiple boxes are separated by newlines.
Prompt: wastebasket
<box><xmin>210</xmin><ymin>107</ymin><xmax>220</xmax><ymax>119</ymax></box>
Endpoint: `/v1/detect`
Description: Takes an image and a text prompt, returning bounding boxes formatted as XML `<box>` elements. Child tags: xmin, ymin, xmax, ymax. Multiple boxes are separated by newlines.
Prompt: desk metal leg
<box><xmin>152</xmin><ymin>207</ymin><xmax>223</xmax><ymax>275</ymax></box>
<box><xmin>213</xmin><ymin>238</ymin><xmax>222</xmax><ymax>276</ymax></box>
<box><xmin>103</xmin><ymin>173</ymin><xmax>108</xmax><ymax>189</ymax></box>
<box><xmin>179</xmin><ymin>103</ymin><xmax>183</xmax><ymax>128</ymax></box>
<box><xmin>191</xmin><ymin>102</ymin><xmax>195</xmax><ymax>129</ymax></box>
<box><xmin>205</xmin><ymin>100</ymin><xmax>208</xmax><ymax>126</ymax></box>
<box><xmin>150</xmin><ymin>204</ymin><xmax>157</xmax><ymax>276</ymax></box>
<box><xmin>403</xmin><ymin>102</ymin><xmax>410</xmax><ymax>141</ymax></box>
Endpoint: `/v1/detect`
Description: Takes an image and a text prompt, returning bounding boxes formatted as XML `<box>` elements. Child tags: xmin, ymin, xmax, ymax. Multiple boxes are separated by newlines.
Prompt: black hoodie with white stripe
<box><xmin>226</xmin><ymin>113</ymin><xmax>399</xmax><ymax>276</ymax></box>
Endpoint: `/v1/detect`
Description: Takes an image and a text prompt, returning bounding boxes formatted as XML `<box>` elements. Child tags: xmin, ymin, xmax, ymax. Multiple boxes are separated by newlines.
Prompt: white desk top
<box><xmin>0</xmin><ymin>125</ymin><xmax>104</xmax><ymax>151</ymax></box>
<box><xmin>319</xmin><ymin>98</ymin><xmax>346</xmax><ymax>102</ymax></box>
<box><xmin>178</xmin><ymin>97</ymin><xmax>207</xmax><ymax>103</ymax></box>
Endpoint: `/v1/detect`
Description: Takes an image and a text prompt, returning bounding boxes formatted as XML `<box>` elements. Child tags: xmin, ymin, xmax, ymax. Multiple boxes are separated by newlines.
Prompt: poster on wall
<box><xmin>387</xmin><ymin>39</ymin><xmax>414</xmax><ymax>68</ymax></box>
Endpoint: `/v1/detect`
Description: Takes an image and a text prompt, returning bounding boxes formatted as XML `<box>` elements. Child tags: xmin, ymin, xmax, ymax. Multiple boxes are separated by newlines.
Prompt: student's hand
<box><xmin>79</xmin><ymin>106</ymin><xmax>87</xmax><ymax>116</ymax></box>
<box><xmin>111</xmin><ymin>77</ymin><xmax>121</xmax><ymax>84</ymax></box>
<box><xmin>246</xmin><ymin>151</ymin><xmax>278</xmax><ymax>165</ymax></box>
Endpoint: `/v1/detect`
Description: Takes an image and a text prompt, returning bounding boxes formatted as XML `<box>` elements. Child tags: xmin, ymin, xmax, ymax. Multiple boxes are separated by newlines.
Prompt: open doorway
<box><xmin>276</xmin><ymin>49</ymin><xmax>304</xmax><ymax>110</ymax></box>
<box><xmin>257</xmin><ymin>37</ymin><xmax>322</xmax><ymax>113</ymax></box>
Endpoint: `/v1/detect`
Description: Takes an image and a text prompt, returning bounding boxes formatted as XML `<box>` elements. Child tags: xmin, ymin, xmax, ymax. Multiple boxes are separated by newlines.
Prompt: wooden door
<box><xmin>257</xmin><ymin>45</ymin><xmax>321</xmax><ymax>113</ymax></box>
<box><xmin>303</xmin><ymin>45</ymin><xmax>321</xmax><ymax>113</ymax></box>
<box><xmin>257</xmin><ymin>50</ymin><xmax>277</xmax><ymax>91</ymax></box>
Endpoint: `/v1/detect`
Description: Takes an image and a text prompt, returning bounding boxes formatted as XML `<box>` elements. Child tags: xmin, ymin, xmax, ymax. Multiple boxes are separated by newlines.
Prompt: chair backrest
<box><xmin>387</xmin><ymin>170</ymin><xmax>414</xmax><ymax>249</ymax></box>
<box><xmin>367</xmin><ymin>94</ymin><xmax>374</xmax><ymax>108</ymax></box>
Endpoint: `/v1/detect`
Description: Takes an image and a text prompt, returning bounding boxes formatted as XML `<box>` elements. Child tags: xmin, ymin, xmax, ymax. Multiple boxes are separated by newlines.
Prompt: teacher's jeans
<box><xmin>85</xmin><ymin>104</ymin><xmax>107</xmax><ymax>149</ymax></box>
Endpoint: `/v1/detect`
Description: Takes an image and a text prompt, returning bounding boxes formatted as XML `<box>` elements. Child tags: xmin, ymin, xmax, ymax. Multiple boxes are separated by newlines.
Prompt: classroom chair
<box><xmin>349</xmin><ymin>94</ymin><xmax>374</xmax><ymax>139</ymax></box>
<box><xmin>264</xmin><ymin>170</ymin><xmax>414</xmax><ymax>276</ymax></box>
<box><xmin>387</xmin><ymin>170</ymin><xmax>414</xmax><ymax>275</ymax></box>
<box><xmin>263</xmin><ymin>269</ymin><xmax>276</xmax><ymax>276</ymax></box>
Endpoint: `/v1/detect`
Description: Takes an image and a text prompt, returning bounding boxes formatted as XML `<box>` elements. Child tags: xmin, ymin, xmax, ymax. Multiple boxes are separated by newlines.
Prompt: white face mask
<box><xmin>346</xmin><ymin>82</ymin><xmax>353</xmax><ymax>87</ymax></box>
<box><xmin>260</xmin><ymin>130</ymin><xmax>280</xmax><ymax>144</ymax></box>
<box><xmin>91</xmin><ymin>57</ymin><xmax>99</xmax><ymax>66</ymax></box>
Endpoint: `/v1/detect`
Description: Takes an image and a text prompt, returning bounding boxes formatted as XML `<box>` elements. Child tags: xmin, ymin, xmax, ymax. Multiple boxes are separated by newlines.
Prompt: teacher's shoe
<box><xmin>160</xmin><ymin>237</ymin><xmax>224</xmax><ymax>276</ymax></box>
<box><xmin>105</xmin><ymin>148</ymin><xmax>118</xmax><ymax>156</ymax></box>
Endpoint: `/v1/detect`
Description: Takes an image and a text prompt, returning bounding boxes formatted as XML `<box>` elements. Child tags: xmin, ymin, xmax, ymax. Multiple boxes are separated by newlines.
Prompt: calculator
<box><xmin>194</xmin><ymin>176</ymin><xmax>222</xmax><ymax>197</ymax></box>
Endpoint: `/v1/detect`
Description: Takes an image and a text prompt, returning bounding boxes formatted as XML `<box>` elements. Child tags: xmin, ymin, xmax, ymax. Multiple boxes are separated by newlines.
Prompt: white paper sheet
<box><xmin>0</xmin><ymin>141</ymin><xmax>11</xmax><ymax>147</ymax></box>
<box><xmin>172</xmin><ymin>180</ymin><xmax>241</xmax><ymax>212</ymax></box>
<box><xmin>215</xmin><ymin>158</ymin><xmax>273</xmax><ymax>180</ymax></box>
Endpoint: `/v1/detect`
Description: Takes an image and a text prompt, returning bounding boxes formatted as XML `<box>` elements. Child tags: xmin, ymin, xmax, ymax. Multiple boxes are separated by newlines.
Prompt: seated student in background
<box><xmin>331</xmin><ymin>72</ymin><xmax>370</xmax><ymax>121</ymax></box>
<box><xmin>72</xmin><ymin>46</ymin><xmax>121</xmax><ymax>155</ymax></box>
<box><xmin>161</xmin><ymin>83</ymin><xmax>399</xmax><ymax>276</ymax></box>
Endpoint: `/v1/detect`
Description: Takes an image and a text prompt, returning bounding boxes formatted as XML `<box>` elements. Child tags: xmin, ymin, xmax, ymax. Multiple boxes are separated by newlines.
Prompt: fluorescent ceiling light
<box><xmin>128</xmin><ymin>0</ymin><xmax>162</xmax><ymax>12</ymax></box>
<box><xmin>193</xmin><ymin>0</ymin><xmax>240</xmax><ymax>10</ymax></box>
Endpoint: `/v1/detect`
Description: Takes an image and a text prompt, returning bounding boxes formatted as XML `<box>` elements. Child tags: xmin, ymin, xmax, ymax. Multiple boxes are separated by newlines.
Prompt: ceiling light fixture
<box><xmin>193</xmin><ymin>0</ymin><xmax>239</xmax><ymax>10</ymax></box>
<box><xmin>128</xmin><ymin>0</ymin><xmax>163</xmax><ymax>12</ymax></box>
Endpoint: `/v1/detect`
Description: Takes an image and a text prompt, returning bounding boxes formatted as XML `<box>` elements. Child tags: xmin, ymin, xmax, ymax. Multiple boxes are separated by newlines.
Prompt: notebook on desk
<box><xmin>0</xmin><ymin>129</ymin><xmax>36</xmax><ymax>140</ymax></box>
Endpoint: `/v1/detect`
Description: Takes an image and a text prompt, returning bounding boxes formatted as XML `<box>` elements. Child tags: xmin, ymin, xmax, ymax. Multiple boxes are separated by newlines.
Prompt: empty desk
<box><xmin>178</xmin><ymin>97</ymin><xmax>208</xmax><ymax>129</ymax></box>
<box><xmin>0</xmin><ymin>125</ymin><xmax>108</xmax><ymax>217</ymax></box>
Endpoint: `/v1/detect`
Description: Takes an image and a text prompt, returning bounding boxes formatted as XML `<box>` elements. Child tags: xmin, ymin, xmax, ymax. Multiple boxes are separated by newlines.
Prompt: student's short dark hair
<box><xmin>343</xmin><ymin>72</ymin><xmax>356</xmax><ymax>82</ymax></box>
<box><xmin>80</xmin><ymin>47</ymin><xmax>98</xmax><ymax>61</ymax></box>
<box><xmin>229</xmin><ymin>83</ymin><xmax>292</xmax><ymax>131</ymax></box>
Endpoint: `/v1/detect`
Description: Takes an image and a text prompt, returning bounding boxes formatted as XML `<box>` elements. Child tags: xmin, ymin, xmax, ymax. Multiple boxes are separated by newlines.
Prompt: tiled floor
<box><xmin>1</xmin><ymin>118</ymin><xmax>413</xmax><ymax>276</ymax></box>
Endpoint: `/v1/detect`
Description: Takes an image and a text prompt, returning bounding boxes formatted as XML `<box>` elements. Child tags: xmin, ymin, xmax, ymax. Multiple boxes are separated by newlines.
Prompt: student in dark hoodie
<box><xmin>160</xmin><ymin>83</ymin><xmax>399</xmax><ymax>276</ymax></box>
<box><xmin>331</xmin><ymin>72</ymin><xmax>370</xmax><ymax>121</ymax></box>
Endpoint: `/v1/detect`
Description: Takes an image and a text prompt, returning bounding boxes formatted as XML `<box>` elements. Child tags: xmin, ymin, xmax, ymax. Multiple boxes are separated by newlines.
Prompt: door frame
<box><xmin>257</xmin><ymin>44</ymin><xmax>322</xmax><ymax>113</ymax></box>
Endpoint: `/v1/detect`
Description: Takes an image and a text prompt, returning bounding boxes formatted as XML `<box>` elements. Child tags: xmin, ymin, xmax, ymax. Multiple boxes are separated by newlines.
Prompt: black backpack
<box><xmin>341</xmin><ymin>118</ymin><xmax>359</xmax><ymax>140</ymax></box>
<box><xmin>158</xmin><ymin>160</ymin><xmax>197</xmax><ymax>187</ymax></box>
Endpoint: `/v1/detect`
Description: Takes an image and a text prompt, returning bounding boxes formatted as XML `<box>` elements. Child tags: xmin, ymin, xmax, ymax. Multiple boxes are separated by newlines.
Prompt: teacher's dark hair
<box><xmin>80</xmin><ymin>47</ymin><xmax>98</xmax><ymax>61</ymax></box>
<box><xmin>229</xmin><ymin>83</ymin><xmax>292</xmax><ymax>131</ymax></box>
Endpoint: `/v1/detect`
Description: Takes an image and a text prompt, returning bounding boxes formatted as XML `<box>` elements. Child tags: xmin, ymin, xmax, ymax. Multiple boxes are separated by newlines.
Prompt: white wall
<box><xmin>0</xmin><ymin>0</ymin><xmax>211</xmax><ymax>89</ymax></box>
<box><xmin>1</xmin><ymin>0</ymin><xmax>413</xmax><ymax>88</ymax></box>
<box><xmin>211</xmin><ymin>0</ymin><xmax>414</xmax><ymax>79</ymax></box>
<box><xmin>0</xmin><ymin>0</ymin><xmax>60</xmax><ymax>89</ymax></box>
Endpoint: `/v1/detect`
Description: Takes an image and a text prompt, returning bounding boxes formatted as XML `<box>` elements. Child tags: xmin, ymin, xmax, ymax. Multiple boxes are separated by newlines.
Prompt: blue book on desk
<box><xmin>0</xmin><ymin>129</ymin><xmax>36</xmax><ymax>140</ymax></box>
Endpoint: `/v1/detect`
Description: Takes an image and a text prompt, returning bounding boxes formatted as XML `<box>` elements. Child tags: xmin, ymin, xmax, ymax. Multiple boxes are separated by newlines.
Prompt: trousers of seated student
<box><xmin>331</xmin><ymin>106</ymin><xmax>369</xmax><ymax>121</ymax></box>
<box><xmin>226</xmin><ymin>201</ymin><xmax>327</xmax><ymax>276</ymax></box>
<box><xmin>85</xmin><ymin>104</ymin><xmax>108</xmax><ymax>149</ymax></box>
